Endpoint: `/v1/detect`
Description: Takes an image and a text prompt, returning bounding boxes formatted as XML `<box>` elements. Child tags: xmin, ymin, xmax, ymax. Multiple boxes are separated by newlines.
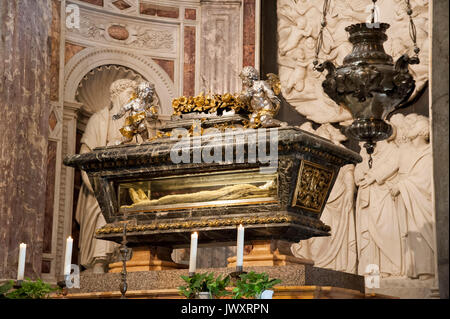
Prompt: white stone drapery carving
<box><xmin>390</xmin><ymin>113</ymin><xmax>435</xmax><ymax>279</ymax></box>
<box><xmin>355</xmin><ymin>113</ymin><xmax>434</xmax><ymax>279</ymax></box>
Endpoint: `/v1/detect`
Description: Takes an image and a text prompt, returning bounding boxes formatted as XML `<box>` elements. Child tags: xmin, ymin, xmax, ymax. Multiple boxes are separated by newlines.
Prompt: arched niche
<box><xmin>64</xmin><ymin>47</ymin><xmax>176</xmax><ymax>115</ymax></box>
<box><xmin>76</xmin><ymin>64</ymin><xmax>144</xmax><ymax>115</ymax></box>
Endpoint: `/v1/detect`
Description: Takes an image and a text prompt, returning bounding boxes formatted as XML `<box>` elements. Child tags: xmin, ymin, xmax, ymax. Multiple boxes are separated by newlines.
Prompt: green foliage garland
<box><xmin>0</xmin><ymin>278</ymin><xmax>59</xmax><ymax>299</ymax></box>
<box><xmin>178</xmin><ymin>271</ymin><xmax>281</xmax><ymax>299</ymax></box>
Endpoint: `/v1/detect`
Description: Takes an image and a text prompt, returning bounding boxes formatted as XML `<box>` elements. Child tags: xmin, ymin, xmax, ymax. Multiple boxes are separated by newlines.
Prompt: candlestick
<box><xmin>189</xmin><ymin>232</ymin><xmax>198</xmax><ymax>274</ymax></box>
<box><xmin>236</xmin><ymin>224</ymin><xmax>244</xmax><ymax>268</ymax></box>
<box><xmin>64</xmin><ymin>236</ymin><xmax>73</xmax><ymax>277</ymax></box>
<box><xmin>17</xmin><ymin>243</ymin><xmax>26</xmax><ymax>281</ymax></box>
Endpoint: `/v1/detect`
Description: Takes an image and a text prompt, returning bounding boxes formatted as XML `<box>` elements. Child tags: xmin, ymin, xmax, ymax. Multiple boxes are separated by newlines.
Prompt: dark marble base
<box><xmin>70</xmin><ymin>265</ymin><xmax>364</xmax><ymax>294</ymax></box>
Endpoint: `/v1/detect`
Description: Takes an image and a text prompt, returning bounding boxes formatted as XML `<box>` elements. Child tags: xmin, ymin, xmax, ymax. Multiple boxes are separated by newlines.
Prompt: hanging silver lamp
<box><xmin>312</xmin><ymin>0</ymin><xmax>420</xmax><ymax>166</ymax></box>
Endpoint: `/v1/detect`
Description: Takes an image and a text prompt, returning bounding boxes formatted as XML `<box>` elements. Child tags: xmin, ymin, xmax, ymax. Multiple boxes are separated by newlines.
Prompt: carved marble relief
<box><xmin>67</xmin><ymin>7</ymin><xmax>177</xmax><ymax>54</ymax></box>
<box><xmin>354</xmin><ymin>113</ymin><xmax>434</xmax><ymax>281</ymax></box>
<box><xmin>277</xmin><ymin>0</ymin><xmax>429</xmax><ymax>124</ymax></box>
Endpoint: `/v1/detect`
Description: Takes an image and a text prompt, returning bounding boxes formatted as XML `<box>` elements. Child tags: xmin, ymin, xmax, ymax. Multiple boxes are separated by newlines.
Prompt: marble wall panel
<box><xmin>243</xmin><ymin>0</ymin><xmax>256</xmax><ymax>68</ymax></box>
<box><xmin>154</xmin><ymin>58</ymin><xmax>175</xmax><ymax>83</ymax></box>
<box><xmin>111</xmin><ymin>0</ymin><xmax>131</xmax><ymax>10</ymax></box>
<box><xmin>65</xmin><ymin>42</ymin><xmax>87</xmax><ymax>65</ymax></box>
<box><xmin>50</xmin><ymin>0</ymin><xmax>61</xmax><ymax>102</ymax></box>
<box><xmin>183</xmin><ymin>26</ymin><xmax>196</xmax><ymax>96</ymax></box>
<box><xmin>80</xmin><ymin>0</ymin><xmax>104</xmax><ymax>6</ymax></box>
<box><xmin>140</xmin><ymin>3</ymin><xmax>179</xmax><ymax>18</ymax></box>
<box><xmin>155</xmin><ymin>5</ymin><xmax>179</xmax><ymax>19</ymax></box>
<box><xmin>139</xmin><ymin>3</ymin><xmax>156</xmax><ymax>16</ymax></box>
<box><xmin>185</xmin><ymin>8</ymin><xmax>197</xmax><ymax>21</ymax></box>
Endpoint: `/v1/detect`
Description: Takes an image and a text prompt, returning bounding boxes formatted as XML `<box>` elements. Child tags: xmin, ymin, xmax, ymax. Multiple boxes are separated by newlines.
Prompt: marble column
<box><xmin>0</xmin><ymin>0</ymin><xmax>52</xmax><ymax>280</ymax></box>
<box><xmin>431</xmin><ymin>0</ymin><xmax>449</xmax><ymax>299</ymax></box>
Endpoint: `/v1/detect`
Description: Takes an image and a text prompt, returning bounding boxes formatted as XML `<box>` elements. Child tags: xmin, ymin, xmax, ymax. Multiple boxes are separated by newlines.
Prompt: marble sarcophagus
<box><xmin>64</xmin><ymin>118</ymin><xmax>361</xmax><ymax>248</ymax></box>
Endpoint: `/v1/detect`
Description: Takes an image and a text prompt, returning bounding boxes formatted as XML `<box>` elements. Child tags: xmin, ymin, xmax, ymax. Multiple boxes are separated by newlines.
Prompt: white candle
<box><xmin>189</xmin><ymin>232</ymin><xmax>198</xmax><ymax>274</ymax></box>
<box><xmin>236</xmin><ymin>224</ymin><xmax>245</xmax><ymax>267</ymax></box>
<box><xmin>64</xmin><ymin>236</ymin><xmax>73</xmax><ymax>276</ymax></box>
<box><xmin>17</xmin><ymin>243</ymin><xmax>26</xmax><ymax>281</ymax></box>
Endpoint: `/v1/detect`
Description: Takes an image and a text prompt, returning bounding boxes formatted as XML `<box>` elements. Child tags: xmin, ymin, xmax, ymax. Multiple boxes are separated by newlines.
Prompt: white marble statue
<box><xmin>390</xmin><ymin>114</ymin><xmax>435</xmax><ymax>280</ymax></box>
<box><xmin>292</xmin><ymin>123</ymin><xmax>357</xmax><ymax>273</ymax></box>
<box><xmin>354</xmin><ymin>134</ymin><xmax>403</xmax><ymax>277</ymax></box>
<box><xmin>277</xmin><ymin>0</ymin><xmax>429</xmax><ymax>124</ymax></box>
<box><xmin>386</xmin><ymin>113</ymin><xmax>410</xmax><ymax>276</ymax></box>
<box><xmin>75</xmin><ymin>79</ymin><xmax>137</xmax><ymax>272</ymax></box>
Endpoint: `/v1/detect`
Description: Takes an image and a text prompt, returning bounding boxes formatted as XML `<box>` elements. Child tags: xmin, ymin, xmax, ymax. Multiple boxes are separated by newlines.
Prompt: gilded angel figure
<box><xmin>237</xmin><ymin>66</ymin><xmax>283</xmax><ymax>128</ymax></box>
<box><xmin>112</xmin><ymin>81</ymin><xmax>158</xmax><ymax>143</ymax></box>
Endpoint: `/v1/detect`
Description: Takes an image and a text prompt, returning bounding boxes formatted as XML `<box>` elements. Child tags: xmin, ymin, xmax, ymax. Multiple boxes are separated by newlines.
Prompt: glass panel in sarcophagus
<box><xmin>117</xmin><ymin>169</ymin><xmax>278</xmax><ymax>213</ymax></box>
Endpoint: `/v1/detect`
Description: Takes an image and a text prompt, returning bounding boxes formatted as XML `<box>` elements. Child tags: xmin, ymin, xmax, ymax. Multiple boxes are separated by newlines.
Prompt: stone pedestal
<box><xmin>54</xmin><ymin>265</ymin><xmax>372</xmax><ymax>299</ymax></box>
<box><xmin>227</xmin><ymin>240</ymin><xmax>313</xmax><ymax>267</ymax></box>
<box><xmin>365</xmin><ymin>277</ymin><xmax>436</xmax><ymax>299</ymax></box>
<box><xmin>108</xmin><ymin>246</ymin><xmax>187</xmax><ymax>273</ymax></box>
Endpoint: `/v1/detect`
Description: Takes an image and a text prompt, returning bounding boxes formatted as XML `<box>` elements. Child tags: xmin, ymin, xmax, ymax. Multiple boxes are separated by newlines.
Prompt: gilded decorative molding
<box><xmin>96</xmin><ymin>214</ymin><xmax>331</xmax><ymax>235</ymax></box>
<box><xmin>292</xmin><ymin>160</ymin><xmax>334</xmax><ymax>213</ymax></box>
<box><xmin>172</xmin><ymin>92</ymin><xmax>248</xmax><ymax>116</ymax></box>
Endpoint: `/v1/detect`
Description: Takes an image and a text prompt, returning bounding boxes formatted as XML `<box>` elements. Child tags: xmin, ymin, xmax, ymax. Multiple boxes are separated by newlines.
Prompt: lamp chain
<box><xmin>312</xmin><ymin>0</ymin><xmax>331</xmax><ymax>70</ymax></box>
<box><xmin>371</xmin><ymin>0</ymin><xmax>377</xmax><ymax>24</ymax></box>
<box><xmin>120</xmin><ymin>220</ymin><xmax>129</xmax><ymax>299</ymax></box>
<box><xmin>311</xmin><ymin>0</ymin><xmax>420</xmax><ymax>67</ymax></box>
<box><xmin>405</xmin><ymin>0</ymin><xmax>420</xmax><ymax>60</ymax></box>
